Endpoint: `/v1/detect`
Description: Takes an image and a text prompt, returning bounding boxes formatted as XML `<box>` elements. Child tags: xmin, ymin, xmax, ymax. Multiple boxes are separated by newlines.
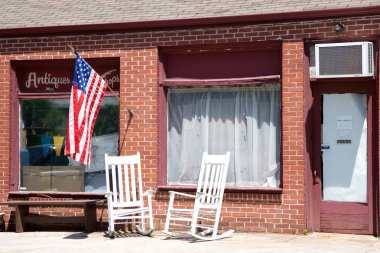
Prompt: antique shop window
<box><xmin>14</xmin><ymin>58</ymin><xmax>120</xmax><ymax>192</ymax></box>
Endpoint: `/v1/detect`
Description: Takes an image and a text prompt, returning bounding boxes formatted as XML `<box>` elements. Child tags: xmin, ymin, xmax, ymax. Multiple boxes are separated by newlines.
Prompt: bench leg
<box><xmin>15</xmin><ymin>205</ymin><xmax>29</xmax><ymax>233</ymax></box>
<box><xmin>84</xmin><ymin>203</ymin><xmax>97</xmax><ymax>233</ymax></box>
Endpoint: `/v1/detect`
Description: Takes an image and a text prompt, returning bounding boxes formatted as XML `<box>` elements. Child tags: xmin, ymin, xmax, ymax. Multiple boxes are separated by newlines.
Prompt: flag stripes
<box><xmin>65</xmin><ymin>53</ymin><xmax>108</xmax><ymax>167</ymax></box>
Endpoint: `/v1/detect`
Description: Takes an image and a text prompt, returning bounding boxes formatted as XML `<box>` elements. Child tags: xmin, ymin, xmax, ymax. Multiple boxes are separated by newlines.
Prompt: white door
<box><xmin>322</xmin><ymin>93</ymin><xmax>367</xmax><ymax>203</ymax></box>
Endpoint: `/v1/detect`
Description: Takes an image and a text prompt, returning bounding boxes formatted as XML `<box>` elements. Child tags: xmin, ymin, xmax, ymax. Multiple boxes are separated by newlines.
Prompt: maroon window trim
<box><xmin>157</xmin><ymin>43</ymin><xmax>282</xmax><ymax>192</ymax></box>
<box><xmin>161</xmin><ymin>75</ymin><xmax>281</xmax><ymax>87</ymax></box>
<box><xmin>157</xmin><ymin>185</ymin><xmax>283</xmax><ymax>194</ymax></box>
<box><xmin>159</xmin><ymin>42</ymin><xmax>282</xmax><ymax>84</ymax></box>
<box><xmin>9</xmin><ymin>64</ymin><xmax>19</xmax><ymax>191</ymax></box>
<box><xmin>157</xmin><ymin>79</ymin><xmax>282</xmax><ymax>193</ymax></box>
<box><xmin>17</xmin><ymin>92</ymin><xmax>115</xmax><ymax>99</ymax></box>
<box><xmin>9</xmin><ymin>57</ymin><xmax>119</xmax><ymax>193</ymax></box>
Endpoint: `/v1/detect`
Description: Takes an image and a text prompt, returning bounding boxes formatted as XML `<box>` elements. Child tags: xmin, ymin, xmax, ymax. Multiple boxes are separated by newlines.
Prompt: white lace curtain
<box><xmin>168</xmin><ymin>84</ymin><xmax>281</xmax><ymax>187</ymax></box>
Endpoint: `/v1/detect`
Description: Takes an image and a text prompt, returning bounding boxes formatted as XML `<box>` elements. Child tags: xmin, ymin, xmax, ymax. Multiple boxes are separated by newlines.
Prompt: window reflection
<box><xmin>20</xmin><ymin>97</ymin><xmax>119</xmax><ymax>192</ymax></box>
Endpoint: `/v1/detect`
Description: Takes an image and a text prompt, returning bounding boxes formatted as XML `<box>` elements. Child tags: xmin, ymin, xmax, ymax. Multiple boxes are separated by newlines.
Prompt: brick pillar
<box><xmin>281</xmin><ymin>41</ymin><xmax>305</xmax><ymax>233</ymax></box>
<box><xmin>119</xmin><ymin>48</ymin><xmax>158</xmax><ymax>189</ymax></box>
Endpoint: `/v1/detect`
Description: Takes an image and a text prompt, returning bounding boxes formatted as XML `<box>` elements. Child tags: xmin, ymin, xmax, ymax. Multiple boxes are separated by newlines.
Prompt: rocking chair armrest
<box><xmin>105</xmin><ymin>192</ymin><xmax>114</xmax><ymax>209</ymax></box>
<box><xmin>105</xmin><ymin>192</ymin><xmax>113</xmax><ymax>199</ymax></box>
<box><xmin>142</xmin><ymin>189</ymin><xmax>154</xmax><ymax>197</ymax></box>
<box><xmin>168</xmin><ymin>191</ymin><xmax>196</xmax><ymax>199</ymax></box>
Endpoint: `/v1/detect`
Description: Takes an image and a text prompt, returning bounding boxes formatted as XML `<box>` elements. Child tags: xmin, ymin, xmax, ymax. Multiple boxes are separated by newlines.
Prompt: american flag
<box><xmin>65</xmin><ymin>53</ymin><xmax>108</xmax><ymax>166</ymax></box>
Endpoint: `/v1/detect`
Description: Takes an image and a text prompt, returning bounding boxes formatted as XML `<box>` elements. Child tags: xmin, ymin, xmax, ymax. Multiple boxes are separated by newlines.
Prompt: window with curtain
<box><xmin>167</xmin><ymin>84</ymin><xmax>281</xmax><ymax>188</ymax></box>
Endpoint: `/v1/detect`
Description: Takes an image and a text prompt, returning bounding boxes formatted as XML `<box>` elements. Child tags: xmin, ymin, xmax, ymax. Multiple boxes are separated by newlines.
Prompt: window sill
<box><xmin>157</xmin><ymin>185</ymin><xmax>283</xmax><ymax>194</ymax></box>
<box><xmin>8</xmin><ymin>191</ymin><xmax>106</xmax><ymax>199</ymax></box>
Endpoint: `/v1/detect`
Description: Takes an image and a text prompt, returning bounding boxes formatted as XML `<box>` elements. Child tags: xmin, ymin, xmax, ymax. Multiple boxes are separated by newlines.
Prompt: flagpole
<box><xmin>105</xmin><ymin>84</ymin><xmax>134</xmax><ymax>118</ymax></box>
<box><xmin>67</xmin><ymin>44</ymin><xmax>76</xmax><ymax>54</ymax></box>
<box><xmin>67</xmin><ymin>44</ymin><xmax>134</xmax><ymax>155</ymax></box>
<box><xmin>66</xmin><ymin>43</ymin><xmax>133</xmax><ymax>118</ymax></box>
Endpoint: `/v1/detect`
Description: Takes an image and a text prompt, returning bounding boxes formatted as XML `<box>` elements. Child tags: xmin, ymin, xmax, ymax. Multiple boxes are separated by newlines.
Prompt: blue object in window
<box><xmin>41</xmin><ymin>136</ymin><xmax>53</xmax><ymax>158</ymax></box>
<box><xmin>20</xmin><ymin>149</ymin><xmax>30</xmax><ymax>166</ymax></box>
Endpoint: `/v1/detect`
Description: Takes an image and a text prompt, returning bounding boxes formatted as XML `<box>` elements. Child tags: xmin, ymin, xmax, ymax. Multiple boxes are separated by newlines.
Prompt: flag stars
<box><xmin>72</xmin><ymin>55</ymin><xmax>94</xmax><ymax>93</ymax></box>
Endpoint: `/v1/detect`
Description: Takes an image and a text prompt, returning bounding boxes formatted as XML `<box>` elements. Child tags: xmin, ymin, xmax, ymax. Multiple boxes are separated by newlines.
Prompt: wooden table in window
<box><xmin>5</xmin><ymin>200</ymin><xmax>99</xmax><ymax>233</ymax></box>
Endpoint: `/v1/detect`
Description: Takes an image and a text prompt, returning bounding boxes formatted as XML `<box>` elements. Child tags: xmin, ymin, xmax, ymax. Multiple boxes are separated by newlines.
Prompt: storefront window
<box><xmin>20</xmin><ymin>97</ymin><xmax>119</xmax><ymax>192</ymax></box>
<box><xmin>167</xmin><ymin>84</ymin><xmax>281</xmax><ymax>188</ymax></box>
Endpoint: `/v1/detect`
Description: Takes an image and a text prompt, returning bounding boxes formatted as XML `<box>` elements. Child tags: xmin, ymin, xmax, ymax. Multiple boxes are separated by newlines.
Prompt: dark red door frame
<box><xmin>311</xmin><ymin>80</ymin><xmax>376</xmax><ymax>234</ymax></box>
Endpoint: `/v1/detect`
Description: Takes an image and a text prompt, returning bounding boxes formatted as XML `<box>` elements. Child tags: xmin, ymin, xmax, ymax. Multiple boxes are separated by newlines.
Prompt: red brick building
<box><xmin>1</xmin><ymin>0</ymin><xmax>380</xmax><ymax>235</ymax></box>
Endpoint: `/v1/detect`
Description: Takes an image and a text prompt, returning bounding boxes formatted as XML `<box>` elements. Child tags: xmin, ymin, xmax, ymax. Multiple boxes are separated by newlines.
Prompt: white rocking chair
<box><xmin>163</xmin><ymin>151</ymin><xmax>233</xmax><ymax>241</ymax></box>
<box><xmin>105</xmin><ymin>153</ymin><xmax>154</xmax><ymax>238</ymax></box>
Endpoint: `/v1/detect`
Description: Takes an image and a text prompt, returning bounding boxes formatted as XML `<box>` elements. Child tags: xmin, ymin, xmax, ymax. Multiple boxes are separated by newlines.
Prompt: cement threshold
<box><xmin>0</xmin><ymin>231</ymin><xmax>379</xmax><ymax>253</ymax></box>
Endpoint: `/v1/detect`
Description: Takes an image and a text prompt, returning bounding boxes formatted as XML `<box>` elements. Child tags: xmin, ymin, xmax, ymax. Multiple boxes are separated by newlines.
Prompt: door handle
<box><xmin>321</xmin><ymin>144</ymin><xmax>330</xmax><ymax>151</ymax></box>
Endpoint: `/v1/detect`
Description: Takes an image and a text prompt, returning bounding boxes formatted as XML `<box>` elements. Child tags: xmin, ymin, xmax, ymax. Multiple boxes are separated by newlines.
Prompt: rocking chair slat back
<box><xmin>105</xmin><ymin>153</ymin><xmax>144</xmax><ymax>207</ymax></box>
<box><xmin>117</xmin><ymin>165</ymin><xmax>124</xmax><ymax>202</ymax></box>
<box><xmin>124</xmin><ymin>164</ymin><xmax>130</xmax><ymax>202</ymax></box>
<box><xmin>130</xmin><ymin>163</ymin><xmax>137</xmax><ymax>202</ymax></box>
<box><xmin>197</xmin><ymin>152</ymin><xmax>230</xmax><ymax>204</ymax></box>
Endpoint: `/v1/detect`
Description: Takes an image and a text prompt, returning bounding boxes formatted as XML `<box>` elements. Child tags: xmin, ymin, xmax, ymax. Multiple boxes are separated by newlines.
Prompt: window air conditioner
<box><xmin>315</xmin><ymin>42</ymin><xmax>374</xmax><ymax>78</ymax></box>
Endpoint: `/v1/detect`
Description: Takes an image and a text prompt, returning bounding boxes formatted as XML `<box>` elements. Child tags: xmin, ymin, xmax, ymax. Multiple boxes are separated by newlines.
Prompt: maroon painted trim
<box><xmin>311</xmin><ymin>81</ymin><xmax>375</xmax><ymax>92</ymax></box>
<box><xmin>1</xmin><ymin>6</ymin><xmax>380</xmax><ymax>37</ymax></box>
<box><xmin>17</xmin><ymin>93</ymin><xmax>71</xmax><ymax>99</ymax></box>
<box><xmin>157</xmin><ymin>43</ymin><xmax>283</xmax><ymax>191</ymax></box>
<box><xmin>8</xmin><ymin>191</ymin><xmax>106</xmax><ymax>199</ymax></box>
<box><xmin>279</xmin><ymin>45</ymin><xmax>284</xmax><ymax>190</ymax></box>
<box><xmin>159</xmin><ymin>41</ymin><xmax>282</xmax><ymax>54</ymax></box>
<box><xmin>157</xmin><ymin>85</ymin><xmax>168</xmax><ymax>186</ymax></box>
<box><xmin>9</xmin><ymin>64</ymin><xmax>19</xmax><ymax>192</ymax></box>
<box><xmin>311</xmin><ymin>80</ymin><xmax>376</xmax><ymax>234</ymax></box>
<box><xmin>17</xmin><ymin>92</ymin><xmax>115</xmax><ymax>99</ymax></box>
<box><xmin>161</xmin><ymin>75</ymin><xmax>281</xmax><ymax>87</ymax></box>
<box><xmin>310</xmin><ymin>77</ymin><xmax>375</xmax><ymax>83</ymax></box>
<box><xmin>157</xmin><ymin>78</ymin><xmax>283</xmax><ymax>190</ymax></box>
<box><xmin>320</xmin><ymin>201</ymin><xmax>372</xmax><ymax>234</ymax></box>
<box><xmin>158</xmin><ymin>51</ymin><xmax>167</xmax><ymax>87</ymax></box>
<box><xmin>311</xmin><ymin>84</ymin><xmax>322</xmax><ymax>231</ymax></box>
<box><xmin>13</xmin><ymin>57</ymin><xmax>120</xmax><ymax>94</ymax></box>
<box><xmin>368</xmin><ymin>88</ymin><xmax>375</xmax><ymax>235</ymax></box>
<box><xmin>157</xmin><ymin>185</ymin><xmax>283</xmax><ymax>194</ymax></box>
<box><xmin>161</xmin><ymin>44</ymin><xmax>281</xmax><ymax>82</ymax></box>
<box><xmin>374</xmin><ymin>39</ymin><xmax>380</xmax><ymax>237</ymax></box>
<box><xmin>303</xmin><ymin>42</ymin><xmax>314</xmax><ymax>232</ymax></box>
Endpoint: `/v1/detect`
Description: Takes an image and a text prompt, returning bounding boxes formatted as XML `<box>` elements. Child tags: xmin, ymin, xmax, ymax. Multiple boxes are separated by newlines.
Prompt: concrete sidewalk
<box><xmin>0</xmin><ymin>231</ymin><xmax>380</xmax><ymax>253</ymax></box>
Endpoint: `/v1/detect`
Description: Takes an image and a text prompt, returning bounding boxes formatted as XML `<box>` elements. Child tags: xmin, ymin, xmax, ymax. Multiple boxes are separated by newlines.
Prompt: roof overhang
<box><xmin>1</xmin><ymin>5</ymin><xmax>380</xmax><ymax>37</ymax></box>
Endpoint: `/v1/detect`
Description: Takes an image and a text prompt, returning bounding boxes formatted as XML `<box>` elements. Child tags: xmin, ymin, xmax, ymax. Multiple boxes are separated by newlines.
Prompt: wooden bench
<box><xmin>4</xmin><ymin>200</ymin><xmax>99</xmax><ymax>233</ymax></box>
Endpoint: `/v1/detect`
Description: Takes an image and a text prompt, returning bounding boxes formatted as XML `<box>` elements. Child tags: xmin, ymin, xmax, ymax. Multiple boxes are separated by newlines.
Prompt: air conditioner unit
<box><xmin>315</xmin><ymin>42</ymin><xmax>374</xmax><ymax>78</ymax></box>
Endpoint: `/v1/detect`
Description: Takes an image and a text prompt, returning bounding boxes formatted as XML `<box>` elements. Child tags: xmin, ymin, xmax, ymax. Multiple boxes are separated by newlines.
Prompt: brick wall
<box><xmin>0</xmin><ymin>14</ymin><xmax>380</xmax><ymax>234</ymax></box>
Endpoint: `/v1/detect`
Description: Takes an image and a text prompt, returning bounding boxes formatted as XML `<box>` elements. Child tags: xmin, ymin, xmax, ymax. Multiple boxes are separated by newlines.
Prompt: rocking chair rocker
<box><xmin>163</xmin><ymin>151</ymin><xmax>233</xmax><ymax>241</ymax></box>
<box><xmin>105</xmin><ymin>153</ymin><xmax>154</xmax><ymax>238</ymax></box>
